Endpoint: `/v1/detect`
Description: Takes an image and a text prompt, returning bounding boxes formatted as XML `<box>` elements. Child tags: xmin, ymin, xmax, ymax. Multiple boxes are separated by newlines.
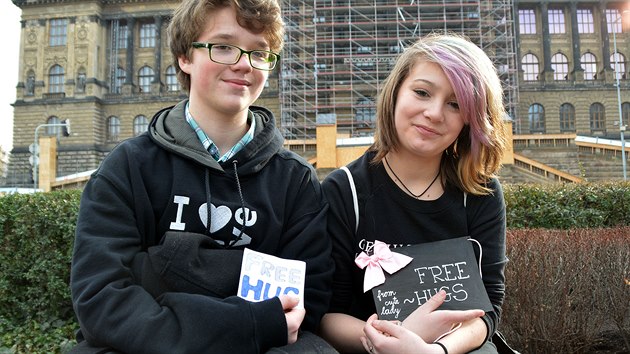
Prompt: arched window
<box><xmin>580</xmin><ymin>53</ymin><xmax>597</xmax><ymax>80</ymax></box>
<box><xmin>551</xmin><ymin>53</ymin><xmax>569</xmax><ymax>81</ymax></box>
<box><xmin>46</xmin><ymin>116</ymin><xmax>61</xmax><ymax>135</ymax></box>
<box><xmin>166</xmin><ymin>66</ymin><xmax>180</xmax><ymax>92</ymax></box>
<box><xmin>49</xmin><ymin>65</ymin><xmax>65</xmax><ymax>93</ymax></box>
<box><xmin>138</xmin><ymin>66</ymin><xmax>154</xmax><ymax>93</ymax></box>
<box><xmin>114</xmin><ymin>67</ymin><xmax>126</xmax><ymax>94</ymax></box>
<box><xmin>528</xmin><ymin>103</ymin><xmax>545</xmax><ymax>133</ymax></box>
<box><xmin>26</xmin><ymin>70</ymin><xmax>35</xmax><ymax>96</ymax></box>
<box><xmin>133</xmin><ymin>115</ymin><xmax>149</xmax><ymax>136</ymax></box>
<box><xmin>589</xmin><ymin>103</ymin><xmax>606</xmax><ymax>132</ymax></box>
<box><xmin>522</xmin><ymin>54</ymin><xmax>539</xmax><ymax>81</ymax></box>
<box><xmin>559</xmin><ymin>103</ymin><xmax>575</xmax><ymax>132</ymax></box>
<box><xmin>610</xmin><ymin>52</ymin><xmax>626</xmax><ymax>80</ymax></box>
<box><xmin>107</xmin><ymin>116</ymin><xmax>121</xmax><ymax>142</ymax></box>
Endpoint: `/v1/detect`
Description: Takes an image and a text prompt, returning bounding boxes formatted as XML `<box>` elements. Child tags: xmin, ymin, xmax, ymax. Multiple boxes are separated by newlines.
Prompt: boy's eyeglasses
<box><xmin>191</xmin><ymin>42</ymin><xmax>280</xmax><ymax>71</ymax></box>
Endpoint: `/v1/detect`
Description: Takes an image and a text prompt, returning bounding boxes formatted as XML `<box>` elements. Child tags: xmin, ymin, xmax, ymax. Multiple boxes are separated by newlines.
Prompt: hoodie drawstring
<box><xmin>204</xmin><ymin>169</ymin><xmax>212</xmax><ymax>236</ymax></box>
<box><xmin>203</xmin><ymin>161</ymin><xmax>247</xmax><ymax>248</ymax></box>
<box><xmin>228</xmin><ymin>160</ymin><xmax>247</xmax><ymax>248</ymax></box>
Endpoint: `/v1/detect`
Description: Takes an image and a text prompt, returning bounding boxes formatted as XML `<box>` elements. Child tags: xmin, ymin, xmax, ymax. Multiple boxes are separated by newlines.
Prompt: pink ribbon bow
<box><xmin>355</xmin><ymin>240</ymin><xmax>413</xmax><ymax>292</ymax></box>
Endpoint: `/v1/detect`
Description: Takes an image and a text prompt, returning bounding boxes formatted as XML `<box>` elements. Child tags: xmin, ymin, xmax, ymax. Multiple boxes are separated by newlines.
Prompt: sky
<box><xmin>0</xmin><ymin>1</ymin><xmax>21</xmax><ymax>152</ymax></box>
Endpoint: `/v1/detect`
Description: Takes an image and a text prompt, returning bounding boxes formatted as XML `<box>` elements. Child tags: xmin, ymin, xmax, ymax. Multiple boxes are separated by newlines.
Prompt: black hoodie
<box><xmin>70</xmin><ymin>100</ymin><xmax>333</xmax><ymax>353</ymax></box>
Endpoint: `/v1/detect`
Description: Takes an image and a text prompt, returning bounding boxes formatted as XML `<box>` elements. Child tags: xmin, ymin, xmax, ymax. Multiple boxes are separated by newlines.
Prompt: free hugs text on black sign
<box><xmin>371</xmin><ymin>237</ymin><xmax>493</xmax><ymax>321</ymax></box>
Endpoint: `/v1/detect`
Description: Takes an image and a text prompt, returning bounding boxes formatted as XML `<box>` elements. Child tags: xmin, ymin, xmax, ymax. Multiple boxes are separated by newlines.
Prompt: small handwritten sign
<box><xmin>238</xmin><ymin>248</ymin><xmax>306</xmax><ymax>309</ymax></box>
<box><xmin>372</xmin><ymin>237</ymin><xmax>492</xmax><ymax>320</ymax></box>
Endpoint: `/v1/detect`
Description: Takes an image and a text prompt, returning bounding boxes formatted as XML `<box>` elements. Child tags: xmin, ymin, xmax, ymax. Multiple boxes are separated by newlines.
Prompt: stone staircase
<box><xmin>577</xmin><ymin>152</ymin><xmax>626</xmax><ymax>181</ymax></box>
<box><xmin>496</xmin><ymin>164</ymin><xmax>552</xmax><ymax>184</ymax></box>
<box><xmin>512</xmin><ymin>145</ymin><xmax>626</xmax><ymax>183</ymax></box>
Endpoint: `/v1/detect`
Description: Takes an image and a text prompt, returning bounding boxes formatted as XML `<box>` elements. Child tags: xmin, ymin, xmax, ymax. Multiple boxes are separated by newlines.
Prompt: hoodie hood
<box><xmin>148</xmin><ymin>99</ymin><xmax>284</xmax><ymax>175</ymax></box>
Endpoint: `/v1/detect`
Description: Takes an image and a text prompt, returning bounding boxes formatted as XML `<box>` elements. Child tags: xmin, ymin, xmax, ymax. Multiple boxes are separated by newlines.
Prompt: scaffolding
<box><xmin>280</xmin><ymin>0</ymin><xmax>518</xmax><ymax>140</ymax></box>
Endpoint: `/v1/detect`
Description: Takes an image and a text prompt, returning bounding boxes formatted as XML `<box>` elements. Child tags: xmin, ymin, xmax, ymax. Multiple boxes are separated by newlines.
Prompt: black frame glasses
<box><xmin>191</xmin><ymin>42</ymin><xmax>280</xmax><ymax>71</ymax></box>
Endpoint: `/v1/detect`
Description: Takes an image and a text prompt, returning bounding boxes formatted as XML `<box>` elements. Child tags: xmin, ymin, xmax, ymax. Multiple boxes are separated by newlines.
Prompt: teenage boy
<box><xmin>70</xmin><ymin>0</ymin><xmax>334</xmax><ymax>352</ymax></box>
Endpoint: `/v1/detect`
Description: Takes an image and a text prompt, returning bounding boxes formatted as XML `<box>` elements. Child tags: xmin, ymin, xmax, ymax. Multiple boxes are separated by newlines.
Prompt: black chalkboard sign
<box><xmin>371</xmin><ymin>237</ymin><xmax>493</xmax><ymax>321</ymax></box>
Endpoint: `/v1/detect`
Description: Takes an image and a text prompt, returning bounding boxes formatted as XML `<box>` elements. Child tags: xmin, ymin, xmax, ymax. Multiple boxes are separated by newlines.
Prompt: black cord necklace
<box><xmin>384</xmin><ymin>156</ymin><xmax>440</xmax><ymax>199</ymax></box>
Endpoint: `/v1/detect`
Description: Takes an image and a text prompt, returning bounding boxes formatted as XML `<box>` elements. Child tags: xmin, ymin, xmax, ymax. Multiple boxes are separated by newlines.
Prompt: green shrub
<box><xmin>0</xmin><ymin>190</ymin><xmax>81</xmax><ymax>353</ymax></box>
<box><xmin>503</xmin><ymin>181</ymin><xmax>630</xmax><ymax>229</ymax></box>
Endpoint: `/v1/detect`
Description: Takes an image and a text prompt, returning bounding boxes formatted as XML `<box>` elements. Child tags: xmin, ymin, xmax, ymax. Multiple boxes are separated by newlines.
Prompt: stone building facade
<box><xmin>7</xmin><ymin>0</ymin><xmax>280</xmax><ymax>187</ymax></box>
<box><xmin>515</xmin><ymin>0</ymin><xmax>630</xmax><ymax>137</ymax></box>
<box><xmin>6</xmin><ymin>0</ymin><xmax>630</xmax><ymax>187</ymax></box>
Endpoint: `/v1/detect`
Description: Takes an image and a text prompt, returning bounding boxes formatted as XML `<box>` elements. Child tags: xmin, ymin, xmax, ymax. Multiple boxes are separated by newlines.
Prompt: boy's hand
<box><xmin>279</xmin><ymin>295</ymin><xmax>305</xmax><ymax>344</ymax></box>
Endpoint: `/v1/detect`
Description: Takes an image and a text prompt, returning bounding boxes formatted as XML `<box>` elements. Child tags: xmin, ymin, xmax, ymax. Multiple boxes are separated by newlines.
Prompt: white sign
<box><xmin>237</xmin><ymin>248</ymin><xmax>306</xmax><ymax>309</ymax></box>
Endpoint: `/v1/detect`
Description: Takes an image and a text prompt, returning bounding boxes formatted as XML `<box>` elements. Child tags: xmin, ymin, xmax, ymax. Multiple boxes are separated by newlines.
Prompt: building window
<box><xmin>76</xmin><ymin>70</ymin><xmax>87</xmax><ymax>93</ymax></box>
<box><xmin>580</xmin><ymin>53</ymin><xmax>597</xmax><ymax>80</ymax></box>
<box><xmin>114</xmin><ymin>67</ymin><xmax>126</xmax><ymax>94</ymax></box>
<box><xmin>522</xmin><ymin>54</ymin><xmax>539</xmax><ymax>81</ymax></box>
<box><xmin>611</xmin><ymin>52</ymin><xmax>626</xmax><ymax>80</ymax></box>
<box><xmin>548</xmin><ymin>9</ymin><xmax>566</xmax><ymax>34</ymax></box>
<box><xmin>107</xmin><ymin>116</ymin><xmax>121</xmax><ymax>142</ymax></box>
<box><xmin>46</xmin><ymin>116</ymin><xmax>61</xmax><ymax>135</ymax></box>
<box><xmin>559</xmin><ymin>103</ymin><xmax>575</xmax><ymax>132</ymax></box>
<box><xmin>577</xmin><ymin>9</ymin><xmax>594</xmax><ymax>34</ymax></box>
<box><xmin>140</xmin><ymin>22</ymin><xmax>157</xmax><ymax>48</ymax></box>
<box><xmin>606</xmin><ymin>9</ymin><xmax>622</xmax><ymax>34</ymax></box>
<box><xmin>519</xmin><ymin>9</ymin><xmax>536</xmax><ymax>34</ymax></box>
<box><xmin>551</xmin><ymin>53</ymin><xmax>569</xmax><ymax>81</ymax></box>
<box><xmin>623</xmin><ymin>102</ymin><xmax>630</xmax><ymax>128</ymax></box>
<box><xmin>26</xmin><ymin>70</ymin><xmax>35</xmax><ymax>96</ymax></box>
<box><xmin>355</xmin><ymin>97</ymin><xmax>375</xmax><ymax>125</ymax></box>
<box><xmin>138</xmin><ymin>66</ymin><xmax>154</xmax><ymax>93</ymax></box>
<box><xmin>166</xmin><ymin>65</ymin><xmax>180</xmax><ymax>92</ymax></box>
<box><xmin>528</xmin><ymin>104</ymin><xmax>545</xmax><ymax>133</ymax></box>
<box><xmin>134</xmin><ymin>115</ymin><xmax>149</xmax><ymax>136</ymax></box>
<box><xmin>117</xmin><ymin>24</ymin><xmax>128</xmax><ymax>49</ymax></box>
<box><xmin>49</xmin><ymin>65</ymin><xmax>65</xmax><ymax>93</ymax></box>
<box><xmin>590</xmin><ymin>103</ymin><xmax>606</xmax><ymax>132</ymax></box>
<box><xmin>49</xmin><ymin>18</ymin><xmax>68</xmax><ymax>46</ymax></box>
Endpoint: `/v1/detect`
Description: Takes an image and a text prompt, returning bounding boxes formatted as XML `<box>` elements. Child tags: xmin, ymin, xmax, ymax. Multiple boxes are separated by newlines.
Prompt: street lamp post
<box><xmin>32</xmin><ymin>120</ymin><xmax>71</xmax><ymax>191</ymax></box>
<box><xmin>612</xmin><ymin>13</ymin><xmax>628</xmax><ymax>181</ymax></box>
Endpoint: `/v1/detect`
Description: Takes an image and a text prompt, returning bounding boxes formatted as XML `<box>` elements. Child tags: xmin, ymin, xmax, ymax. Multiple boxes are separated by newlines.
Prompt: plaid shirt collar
<box><xmin>185</xmin><ymin>102</ymin><xmax>256</xmax><ymax>162</ymax></box>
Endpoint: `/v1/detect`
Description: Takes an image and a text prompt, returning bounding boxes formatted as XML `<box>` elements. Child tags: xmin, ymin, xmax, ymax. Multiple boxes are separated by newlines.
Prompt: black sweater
<box><xmin>70</xmin><ymin>100</ymin><xmax>333</xmax><ymax>353</ymax></box>
<box><xmin>322</xmin><ymin>151</ymin><xmax>507</xmax><ymax>340</ymax></box>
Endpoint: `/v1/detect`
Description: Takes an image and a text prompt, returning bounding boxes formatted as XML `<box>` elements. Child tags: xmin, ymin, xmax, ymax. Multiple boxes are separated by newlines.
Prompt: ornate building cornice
<box><xmin>12</xmin><ymin>0</ymin><xmax>176</xmax><ymax>8</ymax></box>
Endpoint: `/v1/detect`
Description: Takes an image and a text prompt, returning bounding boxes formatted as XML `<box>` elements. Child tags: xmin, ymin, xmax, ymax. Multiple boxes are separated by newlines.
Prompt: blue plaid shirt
<box><xmin>185</xmin><ymin>102</ymin><xmax>256</xmax><ymax>162</ymax></box>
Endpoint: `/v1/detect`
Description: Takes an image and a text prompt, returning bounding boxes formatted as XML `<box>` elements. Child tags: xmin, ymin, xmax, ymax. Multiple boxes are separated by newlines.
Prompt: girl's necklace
<box><xmin>383</xmin><ymin>156</ymin><xmax>440</xmax><ymax>199</ymax></box>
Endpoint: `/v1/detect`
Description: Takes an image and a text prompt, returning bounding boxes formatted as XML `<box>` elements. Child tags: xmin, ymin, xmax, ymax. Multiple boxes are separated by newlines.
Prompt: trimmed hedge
<box><xmin>503</xmin><ymin>227</ymin><xmax>630</xmax><ymax>353</ymax></box>
<box><xmin>503</xmin><ymin>182</ymin><xmax>630</xmax><ymax>229</ymax></box>
<box><xmin>0</xmin><ymin>182</ymin><xmax>628</xmax><ymax>353</ymax></box>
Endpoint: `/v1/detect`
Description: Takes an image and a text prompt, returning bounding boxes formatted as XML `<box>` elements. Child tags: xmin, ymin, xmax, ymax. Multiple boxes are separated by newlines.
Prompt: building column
<box><xmin>570</xmin><ymin>2</ymin><xmax>584</xmax><ymax>82</ymax></box>
<box><xmin>123</xmin><ymin>17</ymin><xmax>136</xmax><ymax>93</ymax></box>
<box><xmin>152</xmin><ymin>15</ymin><xmax>163</xmax><ymax>93</ymax></box>
<box><xmin>600</xmin><ymin>1</ymin><xmax>614</xmax><ymax>81</ymax></box>
<box><xmin>540</xmin><ymin>2</ymin><xmax>555</xmax><ymax>83</ymax></box>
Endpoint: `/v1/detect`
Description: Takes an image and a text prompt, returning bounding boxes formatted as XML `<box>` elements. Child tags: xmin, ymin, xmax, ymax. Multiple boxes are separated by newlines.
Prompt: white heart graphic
<box><xmin>198</xmin><ymin>203</ymin><xmax>232</xmax><ymax>233</ymax></box>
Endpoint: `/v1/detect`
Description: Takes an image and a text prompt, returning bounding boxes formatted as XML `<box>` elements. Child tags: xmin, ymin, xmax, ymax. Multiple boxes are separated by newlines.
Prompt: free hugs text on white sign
<box><xmin>237</xmin><ymin>248</ymin><xmax>306</xmax><ymax>309</ymax></box>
